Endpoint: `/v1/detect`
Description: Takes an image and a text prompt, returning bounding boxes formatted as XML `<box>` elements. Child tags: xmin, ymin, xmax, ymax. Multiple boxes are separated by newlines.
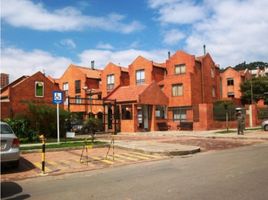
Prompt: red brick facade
<box><xmin>4</xmin><ymin>50</ymin><xmax>263</xmax><ymax>132</ymax></box>
<box><xmin>220</xmin><ymin>67</ymin><xmax>251</xmax><ymax>101</ymax></box>
<box><xmin>0</xmin><ymin>72</ymin><xmax>60</xmax><ymax>119</ymax></box>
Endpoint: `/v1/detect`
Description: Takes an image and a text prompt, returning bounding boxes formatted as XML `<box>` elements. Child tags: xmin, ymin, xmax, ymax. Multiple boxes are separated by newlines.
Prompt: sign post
<box><xmin>53</xmin><ymin>91</ymin><xmax>64</xmax><ymax>144</ymax></box>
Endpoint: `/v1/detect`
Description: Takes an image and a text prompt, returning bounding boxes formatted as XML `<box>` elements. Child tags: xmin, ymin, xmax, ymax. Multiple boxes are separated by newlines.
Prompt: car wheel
<box><xmin>264</xmin><ymin>125</ymin><xmax>268</xmax><ymax>131</ymax></box>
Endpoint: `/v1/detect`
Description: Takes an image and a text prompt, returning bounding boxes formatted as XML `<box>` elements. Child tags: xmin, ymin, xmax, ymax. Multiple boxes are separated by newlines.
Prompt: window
<box><xmin>75</xmin><ymin>80</ymin><xmax>81</xmax><ymax>93</ymax></box>
<box><xmin>35</xmin><ymin>81</ymin><xmax>44</xmax><ymax>97</ymax></box>
<box><xmin>159</xmin><ymin>85</ymin><xmax>164</xmax><ymax>91</ymax></box>
<box><xmin>75</xmin><ymin>95</ymin><xmax>81</xmax><ymax>104</ymax></box>
<box><xmin>173</xmin><ymin>109</ymin><xmax>186</xmax><ymax>121</ymax></box>
<box><xmin>156</xmin><ymin>106</ymin><xmax>166</xmax><ymax>119</ymax></box>
<box><xmin>227</xmin><ymin>78</ymin><xmax>234</xmax><ymax>86</ymax></box>
<box><xmin>136</xmin><ymin>69</ymin><xmax>145</xmax><ymax>85</ymax></box>
<box><xmin>228</xmin><ymin>92</ymin><xmax>235</xmax><ymax>98</ymax></box>
<box><xmin>122</xmin><ymin>105</ymin><xmax>132</xmax><ymax>120</ymax></box>
<box><xmin>63</xmin><ymin>82</ymin><xmax>69</xmax><ymax>96</ymax></box>
<box><xmin>174</xmin><ymin>64</ymin><xmax>186</xmax><ymax>74</ymax></box>
<box><xmin>107</xmin><ymin>74</ymin><xmax>115</xmax><ymax>90</ymax></box>
<box><xmin>172</xmin><ymin>84</ymin><xmax>183</xmax><ymax>96</ymax></box>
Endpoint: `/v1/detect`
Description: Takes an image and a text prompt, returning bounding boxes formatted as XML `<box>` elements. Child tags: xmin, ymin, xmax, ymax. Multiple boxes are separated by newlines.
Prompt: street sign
<box><xmin>53</xmin><ymin>91</ymin><xmax>64</xmax><ymax>104</ymax></box>
<box><xmin>52</xmin><ymin>91</ymin><xmax>63</xmax><ymax>144</ymax></box>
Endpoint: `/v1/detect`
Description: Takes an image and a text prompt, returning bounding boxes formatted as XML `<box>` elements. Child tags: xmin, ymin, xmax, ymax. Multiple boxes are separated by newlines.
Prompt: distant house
<box><xmin>220</xmin><ymin>67</ymin><xmax>251</xmax><ymax>101</ymax></box>
<box><xmin>105</xmin><ymin>56</ymin><xmax>168</xmax><ymax>132</ymax></box>
<box><xmin>0</xmin><ymin>71</ymin><xmax>61</xmax><ymax>119</ymax></box>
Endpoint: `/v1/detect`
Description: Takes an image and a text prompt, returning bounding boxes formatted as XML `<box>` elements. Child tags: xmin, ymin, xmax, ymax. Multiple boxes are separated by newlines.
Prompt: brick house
<box><xmin>56</xmin><ymin>64</ymin><xmax>103</xmax><ymax>121</ymax></box>
<box><xmin>220</xmin><ymin>67</ymin><xmax>251</xmax><ymax>101</ymax></box>
<box><xmin>105</xmin><ymin>56</ymin><xmax>169</xmax><ymax>132</ymax></box>
<box><xmin>101</xmin><ymin>62</ymin><xmax>129</xmax><ymax>98</ymax></box>
<box><xmin>0</xmin><ymin>71</ymin><xmax>60</xmax><ymax>119</ymax></box>
<box><xmin>159</xmin><ymin>51</ymin><xmax>221</xmax><ymax>129</ymax></box>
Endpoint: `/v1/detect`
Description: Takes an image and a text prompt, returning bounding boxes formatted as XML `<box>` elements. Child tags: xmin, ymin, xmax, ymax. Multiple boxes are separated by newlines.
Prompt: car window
<box><xmin>0</xmin><ymin>124</ymin><xmax>14</xmax><ymax>134</ymax></box>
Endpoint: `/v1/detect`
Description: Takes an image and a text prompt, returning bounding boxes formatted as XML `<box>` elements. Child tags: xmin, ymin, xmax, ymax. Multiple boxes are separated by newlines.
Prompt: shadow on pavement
<box><xmin>1</xmin><ymin>181</ymin><xmax>31</xmax><ymax>199</ymax></box>
<box><xmin>1</xmin><ymin>157</ymin><xmax>35</xmax><ymax>175</ymax></box>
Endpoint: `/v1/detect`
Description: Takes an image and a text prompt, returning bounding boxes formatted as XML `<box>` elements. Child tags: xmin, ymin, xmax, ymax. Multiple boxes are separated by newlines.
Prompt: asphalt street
<box><xmin>2</xmin><ymin>143</ymin><xmax>268</xmax><ymax>200</ymax></box>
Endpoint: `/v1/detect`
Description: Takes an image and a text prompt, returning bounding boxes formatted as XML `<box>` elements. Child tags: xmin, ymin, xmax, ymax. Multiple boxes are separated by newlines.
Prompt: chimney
<box><xmin>168</xmin><ymin>51</ymin><xmax>171</xmax><ymax>59</ymax></box>
<box><xmin>203</xmin><ymin>44</ymin><xmax>206</xmax><ymax>55</ymax></box>
<box><xmin>91</xmin><ymin>60</ymin><xmax>95</xmax><ymax>70</ymax></box>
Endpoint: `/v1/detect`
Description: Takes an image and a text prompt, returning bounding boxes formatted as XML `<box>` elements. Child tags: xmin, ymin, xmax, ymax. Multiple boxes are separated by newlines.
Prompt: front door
<box><xmin>137</xmin><ymin>105</ymin><xmax>149</xmax><ymax>131</ymax></box>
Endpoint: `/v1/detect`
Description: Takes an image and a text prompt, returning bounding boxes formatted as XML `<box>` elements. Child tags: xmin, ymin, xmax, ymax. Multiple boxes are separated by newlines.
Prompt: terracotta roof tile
<box><xmin>107</xmin><ymin>84</ymin><xmax>149</xmax><ymax>102</ymax></box>
<box><xmin>70</xmin><ymin>64</ymin><xmax>102</xmax><ymax>79</ymax></box>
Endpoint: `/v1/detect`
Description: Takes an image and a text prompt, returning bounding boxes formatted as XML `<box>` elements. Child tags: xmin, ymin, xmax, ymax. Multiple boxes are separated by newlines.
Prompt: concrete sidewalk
<box><xmin>103</xmin><ymin>139</ymin><xmax>200</xmax><ymax>156</ymax></box>
<box><xmin>116</xmin><ymin>129</ymin><xmax>268</xmax><ymax>140</ymax></box>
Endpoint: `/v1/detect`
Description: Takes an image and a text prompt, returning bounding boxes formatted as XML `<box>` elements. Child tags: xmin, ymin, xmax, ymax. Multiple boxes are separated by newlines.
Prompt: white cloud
<box><xmin>1</xmin><ymin>47</ymin><xmax>72</xmax><ymax>81</ymax></box>
<box><xmin>96</xmin><ymin>42</ymin><xmax>114</xmax><ymax>50</ymax></box>
<box><xmin>59</xmin><ymin>39</ymin><xmax>76</xmax><ymax>49</ymax></box>
<box><xmin>1</xmin><ymin>0</ymin><xmax>144</xmax><ymax>33</ymax></box>
<box><xmin>163</xmin><ymin>29</ymin><xmax>185</xmax><ymax>45</ymax></box>
<box><xmin>79</xmin><ymin>49</ymin><xmax>169</xmax><ymax>68</ymax></box>
<box><xmin>185</xmin><ymin>0</ymin><xmax>268</xmax><ymax>67</ymax></box>
<box><xmin>148</xmin><ymin>0</ymin><xmax>268</xmax><ymax>67</ymax></box>
<box><xmin>148</xmin><ymin>0</ymin><xmax>206</xmax><ymax>24</ymax></box>
<box><xmin>1</xmin><ymin>47</ymin><xmax>169</xmax><ymax>81</ymax></box>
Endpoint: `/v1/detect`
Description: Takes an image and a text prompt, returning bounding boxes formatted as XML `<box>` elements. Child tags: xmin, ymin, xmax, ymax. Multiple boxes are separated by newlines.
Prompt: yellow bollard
<box><xmin>39</xmin><ymin>134</ymin><xmax>46</xmax><ymax>174</ymax></box>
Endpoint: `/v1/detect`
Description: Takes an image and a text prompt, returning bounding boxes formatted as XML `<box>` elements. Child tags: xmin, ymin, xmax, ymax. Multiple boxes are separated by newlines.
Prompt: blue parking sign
<box><xmin>53</xmin><ymin>91</ymin><xmax>64</xmax><ymax>104</ymax></box>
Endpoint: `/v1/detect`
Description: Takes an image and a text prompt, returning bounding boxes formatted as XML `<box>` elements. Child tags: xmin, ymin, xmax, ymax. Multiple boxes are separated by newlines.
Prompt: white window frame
<box><xmin>136</xmin><ymin>69</ymin><xmax>145</xmax><ymax>85</ymax></box>
<box><xmin>172</xmin><ymin>84</ymin><xmax>183</xmax><ymax>96</ymax></box>
<box><xmin>174</xmin><ymin>64</ymin><xmax>186</xmax><ymax>75</ymax></box>
<box><xmin>35</xmin><ymin>81</ymin><xmax>44</xmax><ymax>97</ymax></box>
<box><xmin>107</xmin><ymin>74</ymin><xmax>115</xmax><ymax>90</ymax></box>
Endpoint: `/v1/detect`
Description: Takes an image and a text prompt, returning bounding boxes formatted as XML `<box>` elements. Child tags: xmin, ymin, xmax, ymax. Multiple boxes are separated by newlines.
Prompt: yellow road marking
<box><xmin>34</xmin><ymin>162</ymin><xmax>53</xmax><ymax>172</ymax></box>
<box><xmin>106</xmin><ymin>155</ymin><xmax>126</xmax><ymax>163</ymax></box>
<box><xmin>122</xmin><ymin>153</ymin><xmax>151</xmax><ymax>160</ymax></box>
<box><xmin>91</xmin><ymin>156</ymin><xmax>114</xmax><ymax>164</ymax></box>
<box><xmin>116</xmin><ymin>154</ymin><xmax>140</xmax><ymax>161</ymax></box>
<box><xmin>129</xmin><ymin>152</ymin><xmax>164</xmax><ymax>159</ymax></box>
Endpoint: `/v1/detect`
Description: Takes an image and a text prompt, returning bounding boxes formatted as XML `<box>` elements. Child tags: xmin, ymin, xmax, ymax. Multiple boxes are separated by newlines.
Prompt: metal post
<box><xmin>57</xmin><ymin>103</ymin><xmax>60</xmax><ymax>144</ymax></box>
<box><xmin>39</xmin><ymin>135</ymin><xmax>46</xmax><ymax>174</ymax></box>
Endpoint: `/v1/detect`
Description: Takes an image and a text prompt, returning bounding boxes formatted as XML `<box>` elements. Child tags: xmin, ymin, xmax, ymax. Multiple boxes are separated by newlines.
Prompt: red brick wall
<box><xmin>85</xmin><ymin>78</ymin><xmax>100</xmax><ymax>89</ymax></box>
<box><xmin>164</xmin><ymin>51</ymin><xmax>196</xmax><ymax>107</ymax></box>
<box><xmin>1</xmin><ymin>102</ymin><xmax>11</xmax><ymax>119</ymax></box>
<box><xmin>9</xmin><ymin>71</ymin><xmax>60</xmax><ymax>117</ymax></box>
<box><xmin>129</xmin><ymin>56</ymin><xmax>153</xmax><ymax>86</ymax></box>
<box><xmin>200</xmin><ymin>54</ymin><xmax>220</xmax><ymax>103</ymax></box>
<box><xmin>101</xmin><ymin>63</ymin><xmax>123</xmax><ymax>97</ymax></box>
<box><xmin>152</xmin><ymin>67</ymin><xmax>165</xmax><ymax>83</ymax></box>
<box><xmin>121</xmin><ymin>71</ymin><xmax>130</xmax><ymax>86</ymax></box>
<box><xmin>220</xmin><ymin>68</ymin><xmax>243</xmax><ymax>99</ymax></box>
<box><xmin>58</xmin><ymin>65</ymin><xmax>87</xmax><ymax>99</ymax></box>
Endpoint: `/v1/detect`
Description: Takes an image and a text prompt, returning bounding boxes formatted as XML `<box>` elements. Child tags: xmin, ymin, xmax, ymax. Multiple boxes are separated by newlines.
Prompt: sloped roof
<box><xmin>0</xmin><ymin>76</ymin><xmax>29</xmax><ymax>98</ymax></box>
<box><xmin>107</xmin><ymin>84</ymin><xmax>148</xmax><ymax>102</ymax></box>
<box><xmin>121</xmin><ymin>67</ymin><xmax>129</xmax><ymax>72</ymax></box>
<box><xmin>106</xmin><ymin>82</ymin><xmax>168</xmax><ymax>105</ymax></box>
<box><xmin>153</xmin><ymin>62</ymin><xmax>166</xmax><ymax>69</ymax></box>
<box><xmin>69</xmin><ymin>64</ymin><xmax>102</xmax><ymax>79</ymax></box>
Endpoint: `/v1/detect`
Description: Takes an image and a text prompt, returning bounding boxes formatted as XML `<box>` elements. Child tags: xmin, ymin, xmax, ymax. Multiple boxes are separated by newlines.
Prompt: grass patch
<box><xmin>20</xmin><ymin>141</ymin><xmax>106</xmax><ymax>151</ymax></box>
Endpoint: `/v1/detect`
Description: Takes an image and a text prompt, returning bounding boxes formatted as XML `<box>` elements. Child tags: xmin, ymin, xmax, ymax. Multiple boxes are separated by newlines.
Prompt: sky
<box><xmin>1</xmin><ymin>0</ymin><xmax>268</xmax><ymax>81</ymax></box>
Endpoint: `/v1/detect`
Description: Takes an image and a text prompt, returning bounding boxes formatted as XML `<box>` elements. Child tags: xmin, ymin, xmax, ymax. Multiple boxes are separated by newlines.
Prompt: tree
<box><xmin>234</xmin><ymin>61</ymin><xmax>268</xmax><ymax>71</ymax></box>
<box><xmin>240</xmin><ymin>77</ymin><xmax>268</xmax><ymax>104</ymax></box>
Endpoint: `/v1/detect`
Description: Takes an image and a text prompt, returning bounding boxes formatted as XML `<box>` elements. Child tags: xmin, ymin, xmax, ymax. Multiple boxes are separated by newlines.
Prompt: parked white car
<box><xmin>262</xmin><ymin>119</ymin><xmax>268</xmax><ymax>131</ymax></box>
<box><xmin>0</xmin><ymin>121</ymin><xmax>20</xmax><ymax>167</ymax></box>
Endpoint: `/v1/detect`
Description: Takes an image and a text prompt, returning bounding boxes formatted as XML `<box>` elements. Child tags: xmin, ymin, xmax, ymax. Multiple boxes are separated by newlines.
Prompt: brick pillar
<box><xmin>151</xmin><ymin>105</ymin><xmax>156</xmax><ymax>131</ymax></box>
<box><xmin>251</xmin><ymin>104</ymin><xmax>258</xmax><ymax>127</ymax></box>
<box><xmin>133</xmin><ymin>103</ymin><xmax>138</xmax><ymax>132</ymax></box>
